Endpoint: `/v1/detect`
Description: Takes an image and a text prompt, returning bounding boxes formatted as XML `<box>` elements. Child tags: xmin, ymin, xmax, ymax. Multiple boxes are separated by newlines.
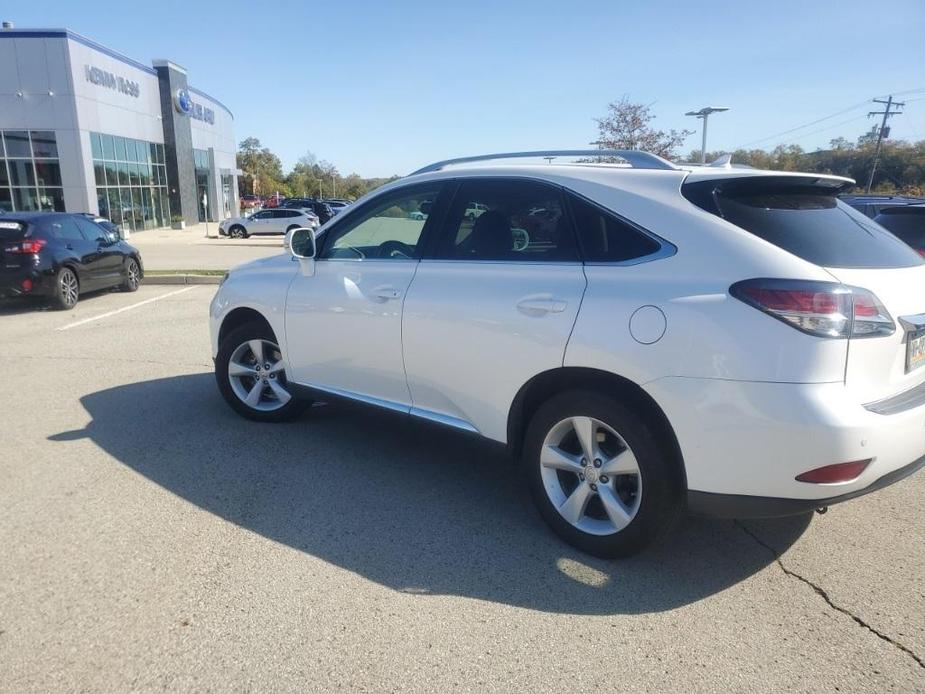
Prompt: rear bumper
<box><xmin>688</xmin><ymin>454</ymin><xmax>925</xmax><ymax>518</ymax></box>
<box><xmin>645</xmin><ymin>376</ymin><xmax>925</xmax><ymax>505</ymax></box>
<box><xmin>0</xmin><ymin>267</ymin><xmax>56</xmax><ymax>298</ymax></box>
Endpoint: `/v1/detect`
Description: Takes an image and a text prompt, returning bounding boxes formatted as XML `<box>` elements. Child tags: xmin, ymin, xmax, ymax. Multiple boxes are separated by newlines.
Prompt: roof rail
<box><xmin>410</xmin><ymin>149</ymin><xmax>678</xmax><ymax>176</ymax></box>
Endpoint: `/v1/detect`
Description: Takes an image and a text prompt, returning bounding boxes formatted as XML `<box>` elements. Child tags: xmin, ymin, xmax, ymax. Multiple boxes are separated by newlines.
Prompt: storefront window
<box><xmin>90</xmin><ymin>131</ymin><xmax>170</xmax><ymax>231</ymax></box>
<box><xmin>0</xmin><ymin>130</ymin><xmax>65</xmax><ymax>212</ymax></box>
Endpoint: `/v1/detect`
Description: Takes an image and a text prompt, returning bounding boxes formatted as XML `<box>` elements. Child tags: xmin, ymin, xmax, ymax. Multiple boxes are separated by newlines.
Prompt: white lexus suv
<box><xmin>209</xmin><ymin>150</ymin><xmax>925</xmax><ymax>557</ymax></box>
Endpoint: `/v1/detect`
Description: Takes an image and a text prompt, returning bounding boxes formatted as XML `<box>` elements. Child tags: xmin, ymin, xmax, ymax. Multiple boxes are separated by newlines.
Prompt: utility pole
<box><xmin>865</xmin><ymin>95</ymin><xmax>904</xmax><ymax>193</ymax></box>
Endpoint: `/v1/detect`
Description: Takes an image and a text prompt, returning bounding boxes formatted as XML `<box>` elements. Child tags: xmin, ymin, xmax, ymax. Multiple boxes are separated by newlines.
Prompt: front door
<box><xmin>74</xmin><ymin>217</ymin><xmax>123</xmax><ymax>286</ymax></box>
<box><xmin>402</xmin><ymin>178</ymin><xmax>587</xmax><ymax>440</ymax></box>
<box><xmin>248</xmin><ymin>210</ymin><xmax>272</xmax><ymax>234</ymax></box>
<box><xmin>42</xmin><ymin>216</ymin><xmax>106</xmax><ymax>290</ymax></box>
<box><xmin>285</xmin><ymin>183</ymin><xmax>445</xmax><ymax>407</ymax></box>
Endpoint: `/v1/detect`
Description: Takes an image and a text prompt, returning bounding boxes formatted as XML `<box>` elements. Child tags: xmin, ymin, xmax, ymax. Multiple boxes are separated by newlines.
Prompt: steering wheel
<box><xmin>379</xmin><ymin>240</ymin><xmax>415</xmax><ymax>259</ymax></box>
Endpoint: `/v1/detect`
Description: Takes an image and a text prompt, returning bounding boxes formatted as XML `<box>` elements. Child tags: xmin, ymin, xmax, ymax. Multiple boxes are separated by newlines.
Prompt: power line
<box><xmin>879</xmin><ymin>86</ymin><xmax>925</xmax><ymax>98</ymax></box>
<box><xmin>735</xmin><ymin>87</ymin><xmax>925</xmax><ymax>150</ymax></box>
<box><xmin>788</xmin><ymin>114</ymin><xmax>870</xmax><ymax>143</ymax></box>
<box><xmin>735</xmin><ymin>100</ymin><xmax>870</xmax><ymax>148</ymax></box>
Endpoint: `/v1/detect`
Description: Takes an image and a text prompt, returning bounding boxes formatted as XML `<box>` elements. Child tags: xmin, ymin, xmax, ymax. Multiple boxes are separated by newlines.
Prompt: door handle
<box><xmin>516</xmin><ymin>297</ymin><xmax>568</xmax><ymax>316</ymax></box>
<box><xmin>369</xmin><ymin>285</ymin><xmax>402</xmax><ymax>301</ymax></box>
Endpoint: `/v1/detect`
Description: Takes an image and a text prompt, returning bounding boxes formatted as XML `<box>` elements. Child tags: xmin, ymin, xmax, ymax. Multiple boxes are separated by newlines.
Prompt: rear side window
<box><xmin>685</xmin><ymin>179</ymin><xmax>923</xmax><ymax>269</ymax></box>
<box><xmin>41</xmin><ymin>217</ymin><xmax>84</xmax><ymax>241</ymax></box>
<box><xmin>568</xmin><ymin>194</ymin><xmax>663</xmax><ymax>262</ymax></box>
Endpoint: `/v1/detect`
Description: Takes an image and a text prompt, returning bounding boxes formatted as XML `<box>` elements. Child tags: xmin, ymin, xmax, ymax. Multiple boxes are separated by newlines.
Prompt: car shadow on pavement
<box><xmin>52</xmin><ymin>373</ymin><xmax>811</xmax><ymax>615</ymax></box>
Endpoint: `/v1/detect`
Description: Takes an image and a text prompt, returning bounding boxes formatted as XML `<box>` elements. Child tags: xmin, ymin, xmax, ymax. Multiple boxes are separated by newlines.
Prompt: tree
<box><xmin>236</xmin><ymin>137</ymin><xmax>288</xmax><ymax>196</ymax></box>
<box><xmin>594</xmin><ymin>96</ymin><xmax>693</xmax><ymax>159</ymax></box>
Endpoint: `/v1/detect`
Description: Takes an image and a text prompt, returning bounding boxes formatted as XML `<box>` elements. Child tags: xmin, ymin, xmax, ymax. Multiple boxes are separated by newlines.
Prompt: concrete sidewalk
<box><xmin>128</xmin><ymin>223</ymin><xmax>283</xmax><ymax>271</ymax></box>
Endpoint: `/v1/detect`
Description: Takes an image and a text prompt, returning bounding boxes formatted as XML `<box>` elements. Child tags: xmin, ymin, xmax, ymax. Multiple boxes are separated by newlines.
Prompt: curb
<box><xmin>144</xmin><ymin>274</ymin><xmax>223</xmax><ymax>285</ymax></box>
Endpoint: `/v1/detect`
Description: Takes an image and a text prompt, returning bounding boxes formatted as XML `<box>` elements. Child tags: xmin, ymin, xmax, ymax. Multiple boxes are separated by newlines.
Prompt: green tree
<box><xmin>237</xmin><ymin>137</ymin><xmax>289</xmax><ymax>196</ymax></box>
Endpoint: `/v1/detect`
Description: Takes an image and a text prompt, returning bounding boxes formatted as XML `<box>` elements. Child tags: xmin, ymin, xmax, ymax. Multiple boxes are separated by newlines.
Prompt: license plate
<box><xmin>906</xmin><ymin>329</ymin><xmax>925</xmax><ymax>373</ymax></box>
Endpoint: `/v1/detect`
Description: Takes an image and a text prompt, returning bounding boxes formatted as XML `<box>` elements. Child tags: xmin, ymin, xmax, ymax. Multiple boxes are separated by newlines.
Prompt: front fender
<box><xmin>209</xmin><ymin>255</ymin><xmax>298</xmax><ymax>358</ymax></box>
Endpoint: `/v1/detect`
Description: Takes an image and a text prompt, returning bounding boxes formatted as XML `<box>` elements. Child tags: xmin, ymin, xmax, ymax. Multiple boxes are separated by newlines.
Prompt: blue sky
<box><xmin>11</xmin><ymin>0</ymin><xmax>925</xmax><ymax>177</ymax></box>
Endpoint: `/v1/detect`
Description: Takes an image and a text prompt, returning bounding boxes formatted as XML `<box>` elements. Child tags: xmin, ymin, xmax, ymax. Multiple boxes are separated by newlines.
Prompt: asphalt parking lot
<box><xmin>0</xmin><ymin>285</ymin><xmax>923</xmax><ymax>692</ymax></box>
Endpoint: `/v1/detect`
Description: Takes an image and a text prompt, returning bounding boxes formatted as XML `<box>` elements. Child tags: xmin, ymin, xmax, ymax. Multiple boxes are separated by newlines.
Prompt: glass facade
<box><xmin>0</xmin><ymin>130</ymin><xmax>64</xmax><ymax>213</ymax></box>
<box><xmin>91</xmin><ymin>132</ymin><xmax>169</xmax><ymax>231</ymax></box>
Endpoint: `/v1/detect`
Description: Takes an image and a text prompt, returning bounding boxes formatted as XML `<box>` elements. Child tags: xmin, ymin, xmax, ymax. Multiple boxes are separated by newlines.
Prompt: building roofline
<box><xmin>0</xmin><ymin>28</ymin><xmax>234</xmax><ymax>119</ymax></box>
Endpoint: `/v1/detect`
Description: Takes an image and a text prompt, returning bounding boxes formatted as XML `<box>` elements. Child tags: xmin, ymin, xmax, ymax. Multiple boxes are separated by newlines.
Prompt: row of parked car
<box><xmin>221</xmin><ymin>197</ymin><xmax>352</xmax><ymax>239</ymax></box>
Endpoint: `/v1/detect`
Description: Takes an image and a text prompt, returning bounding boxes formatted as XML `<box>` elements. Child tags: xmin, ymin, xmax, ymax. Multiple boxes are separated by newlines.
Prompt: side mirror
<box><xmin>290</xmin><ymin>227</ymin><xmax>316</xmax><ymax>258</ymax></box>
<box><xmin>289</xmin><ymin>227</ymin><xmax>316</xmax><ymax>277</ymax></box>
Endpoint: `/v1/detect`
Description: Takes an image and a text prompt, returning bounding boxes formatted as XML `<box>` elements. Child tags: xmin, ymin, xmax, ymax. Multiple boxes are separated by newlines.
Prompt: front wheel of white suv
<box><xmin>215</xmin><ymin>322</ymin><xmax>310</xmax><ymax>422</ymax></box>
<box><xmin>523</xmin><ymin>390</ymin><xmax>681</xmax><ymax>557</ymax></box>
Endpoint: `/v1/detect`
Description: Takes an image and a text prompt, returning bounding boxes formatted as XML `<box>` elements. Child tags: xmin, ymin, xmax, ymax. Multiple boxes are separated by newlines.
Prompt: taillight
<box><xmin>3</xmin><ymin>239</ymin><xmax>47</xmax><ymax>254</ymax></box>
<box><xmin>730</xmin><ymin>279</ymin><xmax>894</xmax><ymax>338</ymax></box>
<box><xmin>916</xmin><ymin>249</ymin><xmax>925</xmax><ymax>259</ymax></box>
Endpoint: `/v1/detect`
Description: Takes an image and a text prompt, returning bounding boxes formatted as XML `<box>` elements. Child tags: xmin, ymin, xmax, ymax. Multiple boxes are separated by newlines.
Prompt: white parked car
<box><xmin>218</xmin><ymin>209</ymin><xmax>318</xmax><ymax>239</ymax></box>
<box><xmin>209</xmin><ymin>149</ymin><xmax>925</xmax><ymax>557</ymax></box>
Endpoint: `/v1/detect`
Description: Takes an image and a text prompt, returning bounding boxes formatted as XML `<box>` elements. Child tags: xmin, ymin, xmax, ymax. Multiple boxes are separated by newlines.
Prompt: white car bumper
<box><xmin>645</xmin><ymin>376</ymin><xmax>925</xmax><ymax>516</ymax></box>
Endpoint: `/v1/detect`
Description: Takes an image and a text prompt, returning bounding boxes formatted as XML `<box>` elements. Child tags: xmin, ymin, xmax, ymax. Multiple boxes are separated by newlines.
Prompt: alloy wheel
<box><xmin>227</xmin><ymin>339</ymin><xmax>292</xmax><ymax>412</ymax></box>
<box><xmin>127</xmin><ymin>260</ymin><xmax>140</xmax><ymax>289</ymax></box>
<box><xmin>539</xmin><ymin>416</ymin><xmax>642</xmax><ymax>536</ymax></box>
<box><xmin>60</xmin><ymin>269</ymin><xmax>79</xmax><ymax>307</ymax></box>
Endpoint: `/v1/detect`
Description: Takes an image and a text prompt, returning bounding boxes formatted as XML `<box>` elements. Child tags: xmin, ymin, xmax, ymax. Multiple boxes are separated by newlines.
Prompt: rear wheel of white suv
<box><xmin>524</xmin><ymin>391</ymin><xmax>681</xmax><ymax>557</ymax></box>
<box><xmin>216</xmin><ymin>322</ymin><xmax>310</xmax><ymax>422</ymax></box>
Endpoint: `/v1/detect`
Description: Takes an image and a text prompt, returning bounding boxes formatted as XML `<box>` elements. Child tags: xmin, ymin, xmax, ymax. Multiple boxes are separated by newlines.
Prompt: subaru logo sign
<box><xmin>174</xmin><ymin>88</ymin><xmax>192</xmax><ymax>115</ymax></box>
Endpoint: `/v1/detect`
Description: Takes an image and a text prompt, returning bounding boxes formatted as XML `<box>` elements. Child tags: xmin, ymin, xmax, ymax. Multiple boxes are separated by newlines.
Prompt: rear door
<box><xmin>401</xmin><ymin>177</ymin><xmax>586</xmax><ymax>440</ymax></box>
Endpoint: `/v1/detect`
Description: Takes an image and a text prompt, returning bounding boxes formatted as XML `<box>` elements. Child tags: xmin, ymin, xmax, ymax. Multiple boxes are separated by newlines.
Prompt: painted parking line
<box><xmin>57</xmin><ymin>286</ymin><xmax>198</xmax><ymax>332</ymax></box>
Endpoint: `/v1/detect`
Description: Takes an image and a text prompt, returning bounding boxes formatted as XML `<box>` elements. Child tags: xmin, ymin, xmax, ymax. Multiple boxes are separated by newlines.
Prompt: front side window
<box><xmin>74</xmin><ymin>217</ymin><xmax>108</xmax><ymax>243</ymax></box>
<box><xmin>320</xmin><ymin>186</ymin><xmax>440</xmax><ymax>260</ymax></box>
<box><xmin>432</xmin><ymin>179</ymin><xmax>578</xmax><ymax>262</ymax></box>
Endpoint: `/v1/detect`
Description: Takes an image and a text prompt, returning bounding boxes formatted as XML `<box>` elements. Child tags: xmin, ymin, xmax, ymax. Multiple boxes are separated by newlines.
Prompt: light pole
<box><xmin>685</xmin><ymin>106</ymin><xmax>730</xmax><ymax>164</ymax></box>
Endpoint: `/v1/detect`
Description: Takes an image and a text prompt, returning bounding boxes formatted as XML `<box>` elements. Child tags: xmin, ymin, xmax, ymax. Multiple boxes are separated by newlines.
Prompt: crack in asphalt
<box><xmin>735</xmin><ymin>521</ymin><xmax>925</xmax><ymax>670</ymax></box>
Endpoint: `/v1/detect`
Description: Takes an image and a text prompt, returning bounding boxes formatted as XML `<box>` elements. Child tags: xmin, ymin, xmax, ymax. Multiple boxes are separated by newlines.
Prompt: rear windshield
<box><xmin>0</xmin><ymin>220</ymin><xmax>27</xmax><ymax>240</ymax></box>
<box><xmin>684</xmin><ymin>179</ymin><xmax>923</xmax><ymax>269</ymax></box>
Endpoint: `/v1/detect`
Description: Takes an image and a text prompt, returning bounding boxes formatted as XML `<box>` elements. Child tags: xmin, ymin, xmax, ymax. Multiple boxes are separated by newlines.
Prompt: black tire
<box><xmin>52</xmin><ymin>266</ymin><xmax>80</xmax><ymax>310</ymax></box>
<box><xmin>523</xmin><ymin>390</ymin><xmax>682</xmax><ymax>558</ymax></box>
<box><xmin>215</xmin><ymin>321</ymin><xmax>310</xmax><ymax>422</ymax></box>
<box><xmin>121</xmin><ymin>257</ymin><xmax>141</xmax><ymax>292</ymax></box>
<box><xmin>286</xmin><ymin>224</ymin><xmax>301</xmax><ymax>233</ymax></box>
<box><xmin>229</xmin><ymin>225</ymin><xmax>248</xmax><ymax>239</ymax></box>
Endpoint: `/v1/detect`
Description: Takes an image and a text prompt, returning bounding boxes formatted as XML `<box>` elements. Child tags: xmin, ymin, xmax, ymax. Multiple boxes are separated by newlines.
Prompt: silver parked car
<box><xmin>219</xmin><ymin>209</ymin><xmax>319</xmax><ymax>239</ymax></box>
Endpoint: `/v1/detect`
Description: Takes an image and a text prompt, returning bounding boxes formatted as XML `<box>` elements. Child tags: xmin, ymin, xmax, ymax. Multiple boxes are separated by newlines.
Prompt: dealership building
<box><xmin>0</xmin><ymin>24</ymin><xmax>239</xmax><ymax>231</ymax></box>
